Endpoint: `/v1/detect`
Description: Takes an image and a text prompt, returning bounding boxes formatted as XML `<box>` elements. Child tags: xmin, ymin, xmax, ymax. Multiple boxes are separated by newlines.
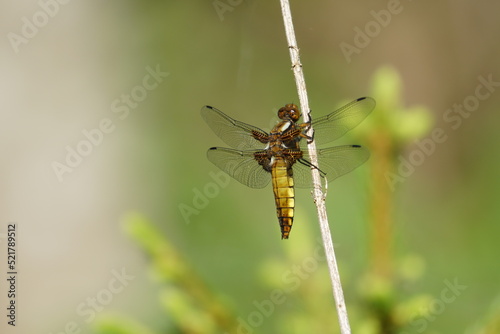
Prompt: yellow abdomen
<box><xmin>271</xmin><ymin>159</ymin><xmax>295</xmax><ymax>239</ymax></box>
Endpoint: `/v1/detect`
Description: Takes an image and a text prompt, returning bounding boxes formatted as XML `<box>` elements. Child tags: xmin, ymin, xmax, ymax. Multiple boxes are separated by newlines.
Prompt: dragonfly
<box><xmin>201</xmin><ymin>97</ymin><xmax>375</xmax><ymax>239</ymax></box>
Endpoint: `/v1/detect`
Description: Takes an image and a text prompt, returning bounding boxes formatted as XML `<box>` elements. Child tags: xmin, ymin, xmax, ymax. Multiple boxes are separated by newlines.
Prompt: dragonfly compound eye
<box><xmin>278</xmin><ymin>104</ymin><xmax>301</xmax><ymax>121</ymax></box>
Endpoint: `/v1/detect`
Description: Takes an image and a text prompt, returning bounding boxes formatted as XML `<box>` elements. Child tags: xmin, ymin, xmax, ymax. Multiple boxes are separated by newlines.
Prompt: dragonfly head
<box><xmin>278</xmin><ymin>104</ymin><xmax>301</xmax><ymax>122</ymax></box>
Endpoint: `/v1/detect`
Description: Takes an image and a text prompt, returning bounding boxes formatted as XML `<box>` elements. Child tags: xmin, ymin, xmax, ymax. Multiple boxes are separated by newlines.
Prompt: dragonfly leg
<box><xmin>297</xmin><ymin>121</ymin><xmax>314</xmax><ymax>144</ymax></box>
<box><xmin>298</xmin><ymin>158</ymin><xmax>326</xmax><ymax>178</ymax></box>
<box><xmin>298</xmin><ymin>130</ymin><xmax>314</xmax><ymax>144</ymax></box>
<box><xmin>306</xmin><ymin>130</ymin><xmax>314</xmax><ymax>144</ymax></box>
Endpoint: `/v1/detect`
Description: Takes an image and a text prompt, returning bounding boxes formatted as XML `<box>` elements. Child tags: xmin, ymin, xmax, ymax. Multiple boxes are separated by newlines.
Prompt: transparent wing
<box><xmin>309</xmin><ymin>97</ymin><xmax>375</xmax><ymax>146</ymax></box>
<box><xmin>292</xmin><ymin>145</ymin><xmax>370</xmax><ymax>188</ymax></box>
<box><xmin>201</xmin><ymin>105</ymin><xmax>269</xmax><ymax>150</ymax></box>
<box><xmin>206</xmin><ymin>147</ymin><xmax>271</xmax><ymax>189</ymax></box>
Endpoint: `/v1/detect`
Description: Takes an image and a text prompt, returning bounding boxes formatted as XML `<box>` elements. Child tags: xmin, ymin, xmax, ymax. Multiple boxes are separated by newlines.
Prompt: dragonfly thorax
<box><xmin>273</xmin><ymin>120</ymin><xmax>293</xmax><ymax>133</ymax></box>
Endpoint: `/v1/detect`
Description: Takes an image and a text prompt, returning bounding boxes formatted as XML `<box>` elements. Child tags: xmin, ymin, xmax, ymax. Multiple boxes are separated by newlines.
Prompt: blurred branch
<box><xmin>470</xmin><ymin>296</ymin><xmax>500</xmax><ymax>334</ymax></box>
<box><xmin>123</xmin><ymin>213</ymin><xmax>236</xmax><ymax>334</ymax></box>
<box><xmin>279</xmin><ymin>1</ymin><xmax>351</xmax><ymax>333</ymax></box>
<box><xmin>368</xmin><ymin>120</ymin><xmax>394</xmax><ymax>278</ymax></box>
<box><xmin>93</xmin><ymin>314</ymin><xmax>158</xmax><ymax>334</ymax></box>
<box><xmin>366</xmin><ymin>66</ymin><xmax>433</xmax><ymax>278</ymax></box>
<box><xmin>354</xmin><ymin>65</ymin><xmax>434</xmax><ymax>333</ymax></box>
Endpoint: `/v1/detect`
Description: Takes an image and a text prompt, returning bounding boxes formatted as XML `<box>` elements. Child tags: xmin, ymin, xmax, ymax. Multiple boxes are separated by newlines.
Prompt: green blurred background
<box><xmin>1</xmin><ymin>0</ymin><xmax>500</xmax><ymax>333</ymax></box>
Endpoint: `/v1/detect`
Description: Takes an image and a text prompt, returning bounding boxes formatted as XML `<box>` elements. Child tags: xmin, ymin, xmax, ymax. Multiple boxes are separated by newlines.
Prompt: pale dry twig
<box><xmin>279</xmin><ymin>1</ymin><xmax>352</xmax><ymax>333</ymax></box>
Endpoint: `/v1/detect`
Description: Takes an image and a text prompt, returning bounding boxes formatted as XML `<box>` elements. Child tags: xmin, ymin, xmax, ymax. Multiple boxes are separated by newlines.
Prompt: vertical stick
<box><xmin>279</xmin><ymin>1</ymin><xmax>352</xmax><ymax>333</ymax></box>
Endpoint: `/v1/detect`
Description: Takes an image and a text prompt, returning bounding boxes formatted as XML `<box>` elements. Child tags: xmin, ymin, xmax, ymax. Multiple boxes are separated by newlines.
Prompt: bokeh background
<box><xmin>1</xmin><ymin>0</ymin><xmax>500</xmax><ymax>333</ymax></box>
